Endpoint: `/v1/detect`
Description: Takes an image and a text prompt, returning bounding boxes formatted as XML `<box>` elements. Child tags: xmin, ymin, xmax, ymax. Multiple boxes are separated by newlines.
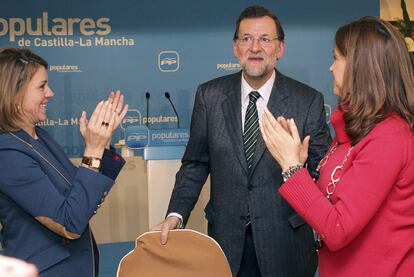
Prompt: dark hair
<box><xmin>335</xmin><ymin>16</ymin><xmax>414</xmax><ymax>145</ymax></box>
<box><xmin>0</xmin><ymin>47</ymin><xmax>48</xmax><ymax>132</ymax></box>
<box><xmin>233</xmin><ymin>5</ymin><xmax>285</xmax><ymax>41</ymax></box>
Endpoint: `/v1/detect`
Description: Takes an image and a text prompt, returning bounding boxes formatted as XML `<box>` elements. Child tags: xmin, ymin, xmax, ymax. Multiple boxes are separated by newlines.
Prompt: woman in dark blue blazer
<box><xmin>0</xmin><ymin>47</ymin><xmax>128</xmax><ymax>276</ymax></box>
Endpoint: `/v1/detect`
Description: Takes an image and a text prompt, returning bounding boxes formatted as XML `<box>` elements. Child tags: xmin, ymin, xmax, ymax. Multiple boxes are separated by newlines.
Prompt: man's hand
<box><xmin>151</xmin><ymin>216</ymin><xmax>181</xmax><ymax>245</ymax></box>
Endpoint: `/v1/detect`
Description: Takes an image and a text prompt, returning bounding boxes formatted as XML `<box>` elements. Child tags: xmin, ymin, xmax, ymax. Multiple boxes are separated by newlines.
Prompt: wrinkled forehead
<box><xmin>238</xmin><ymin>16</ymin><xmax>278</xmax><ymax>37</ymax></box>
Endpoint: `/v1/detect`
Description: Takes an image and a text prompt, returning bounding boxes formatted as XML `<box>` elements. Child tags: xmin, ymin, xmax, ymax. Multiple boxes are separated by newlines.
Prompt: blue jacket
<box><xmin>0</xmin><ymin>127</ymin><xmax>125</xmax><ymax>276</ymax></box>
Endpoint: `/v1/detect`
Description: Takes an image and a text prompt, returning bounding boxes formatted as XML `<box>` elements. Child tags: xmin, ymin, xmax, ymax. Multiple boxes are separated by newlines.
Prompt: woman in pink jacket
<box><xmin>260</xmin><ymin>16</ymin><xmax>414</xmax><ymax>276</ymax></box>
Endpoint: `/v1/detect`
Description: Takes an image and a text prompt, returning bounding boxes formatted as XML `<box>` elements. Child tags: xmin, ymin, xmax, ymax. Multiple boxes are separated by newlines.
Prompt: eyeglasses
<box><xmin>237</xmin><ymin>35</ymin><xmax>279</xmax><ymax>47</ymax></box>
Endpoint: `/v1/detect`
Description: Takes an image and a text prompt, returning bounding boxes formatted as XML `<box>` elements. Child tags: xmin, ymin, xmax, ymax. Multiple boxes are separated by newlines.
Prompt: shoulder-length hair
<box><xmin>0</xmin><ymin>47</ymin><xmax>48</xmax><ymax>133</ymax></box>
<box><xmin>336</xmin><ymin>16</ymin><xmax>414</xmax><ymax>145</ymax></box>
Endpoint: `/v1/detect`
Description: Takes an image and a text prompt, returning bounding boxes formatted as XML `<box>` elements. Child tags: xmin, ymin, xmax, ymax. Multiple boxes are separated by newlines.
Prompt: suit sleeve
<box><xmin>304</xmin><ymin>92</ymin><xmax>332</xmax><ymax>178</ymax></box>
<box><xmin>0</xmin><ymin>146</ymin><xmax>125</xmax><ymax>240</ymax></box>
<box><xmin>167</xmin><ymin>84</ymin><xmax>210</xmax><ymax>225</ymax></box>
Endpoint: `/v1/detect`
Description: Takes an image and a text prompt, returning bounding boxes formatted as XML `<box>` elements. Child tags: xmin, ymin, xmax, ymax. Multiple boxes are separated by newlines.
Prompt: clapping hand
<box><xmin>107</xmin><ymin>90</ymin><xmax>128</xmax><ymax>132</ymax></box>
<box><xmin>260</xmin><ymin>107</ymin><xmax>309</xmax><ymax>171</ymax></box>
<box><xmin>79</xmin><ymin>91</ymin><xmax>128</xmax><ymax>159</ymax></box>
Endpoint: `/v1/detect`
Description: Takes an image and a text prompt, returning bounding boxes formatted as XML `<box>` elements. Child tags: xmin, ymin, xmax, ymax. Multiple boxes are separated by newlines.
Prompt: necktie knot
<box><xmin>249</xmin><ymin>91</ymin><xmax>260</xmax><ymax>103</ymax></box>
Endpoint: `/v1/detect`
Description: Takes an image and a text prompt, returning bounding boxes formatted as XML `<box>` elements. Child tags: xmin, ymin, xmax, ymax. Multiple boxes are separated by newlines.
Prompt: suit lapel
<box><xmin>250</xmin><ymin>70</ymin><xmax>290</xmax><ymax>175</ymax></box>
<box><xmin>222</xmin><ymin>72</ymin><xmax>249</xmax><ymax>175</ymax></box>
<box><xmin>221</xmin><ymin>70</ymin><xmax>291</xmax><ymax>176</ymax></box>
<box><xmin>35</xmin><ymin>127</ymin><xmax>76</xmax><ymax>180</ymax></box>
<box><xmin>13</xmin><ymin>128</ymin><xmax>74</xmax><ymax>184</ymax></box>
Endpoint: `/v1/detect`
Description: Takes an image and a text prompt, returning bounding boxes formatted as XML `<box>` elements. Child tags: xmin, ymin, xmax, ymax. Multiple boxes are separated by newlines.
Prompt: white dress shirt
<box><xmin>241</xmin><ymin>69</ymin><xmax>275</xmax><ymax>132</ymax></box>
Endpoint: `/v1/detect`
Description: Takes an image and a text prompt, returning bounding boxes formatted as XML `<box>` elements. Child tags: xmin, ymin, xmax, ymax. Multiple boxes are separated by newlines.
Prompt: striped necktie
<box><xmin>243</xmin><ymin>91</ymin><xmax>261</xmax><ymax>170</ymax></box>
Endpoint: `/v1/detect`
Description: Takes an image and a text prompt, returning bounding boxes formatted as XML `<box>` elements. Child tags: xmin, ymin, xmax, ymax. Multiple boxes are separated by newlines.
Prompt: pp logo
<box><xmin>125</xmin><ymin>125</ymin><xmax>149</xmax><ymax>148</ymax></box>
<box><xmin>158</xmin><ymin>51</ymin><xmax>179</xmax><ymax>72</ymax></box>
<box><xmin>121</xmin><ymin>109</ymin><xmax>142</xmax><ymax>130</ymax></box>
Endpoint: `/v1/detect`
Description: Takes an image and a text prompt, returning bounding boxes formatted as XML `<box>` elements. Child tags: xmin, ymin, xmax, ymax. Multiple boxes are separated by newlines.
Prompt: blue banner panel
<box><xmin>0</xmin><ymin>0</ymin><xmax>378</xmax><ymax>157</ymax></box>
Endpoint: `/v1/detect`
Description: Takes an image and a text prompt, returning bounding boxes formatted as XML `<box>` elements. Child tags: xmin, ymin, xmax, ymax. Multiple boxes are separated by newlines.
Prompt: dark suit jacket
<box><xmin>168</xmin><ymin>70</ymin><xmax>331</xmax><ymax>277</ymax></box>
<box><xmin>0</xmin><ymin>127</ymin><xmax>125</xmax><ymax>276</ymax></box>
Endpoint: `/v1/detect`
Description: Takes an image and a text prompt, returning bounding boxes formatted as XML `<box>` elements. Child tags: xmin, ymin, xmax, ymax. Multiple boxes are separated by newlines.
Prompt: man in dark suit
<box><xmin>153</xmin><ymin>5</ymin><xmax>331</xmax><ymax>277</ymax></box>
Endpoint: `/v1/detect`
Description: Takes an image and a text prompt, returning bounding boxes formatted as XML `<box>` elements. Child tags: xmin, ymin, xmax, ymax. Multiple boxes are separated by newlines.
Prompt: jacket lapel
<box><xmin>35</xmin><ymin>127</ymin><xmax>76</xmax><ymax>180</ymax></box>
<box><xmin>250</xmin><ymin>70</ymin><xmax>290</xmax><ymax>175</ymax></box>
<box><xmin>13</xmin><ymin>128</ymin><xmax>74</xmax><ymax>184</ymax></box>
<box><xmin>222</xmin><ymin>72</ymin><xmax>249</xmax><ymax>175</ymax></box>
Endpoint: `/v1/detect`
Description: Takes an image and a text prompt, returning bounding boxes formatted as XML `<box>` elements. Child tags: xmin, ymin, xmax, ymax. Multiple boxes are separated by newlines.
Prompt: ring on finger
<box><xmin>101</xmin><ymin>121</ymin><xmax>109</xmax><ymax>127</ymax></box>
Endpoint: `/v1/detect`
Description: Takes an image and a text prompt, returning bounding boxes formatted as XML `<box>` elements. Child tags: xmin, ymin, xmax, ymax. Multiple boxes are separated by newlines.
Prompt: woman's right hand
<box><xmin>275</xmin><ymin>116</ymin><xmax>310</xmax><ymax>165</ymax></box>
<box><xmin>79</xmin><ymin>91</ymin><xmax>127</xmax><ymax>158</ymax></box>
<box><xmin>260</xmin><ymin>107</ymin><xmax>308</xmax><ymax>171</ymax></box>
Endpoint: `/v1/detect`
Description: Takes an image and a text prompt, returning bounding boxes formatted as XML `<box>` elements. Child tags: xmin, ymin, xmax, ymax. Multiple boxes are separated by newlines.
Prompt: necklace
<box><xmin>314</xmin><ymin>141</ymin><xmax>353</xmax><ymax>252</ymax></box>
<box><xmin>316</xmin><ymin>142</ymin><xmax>353</xmax><ymax>202</ymax></box>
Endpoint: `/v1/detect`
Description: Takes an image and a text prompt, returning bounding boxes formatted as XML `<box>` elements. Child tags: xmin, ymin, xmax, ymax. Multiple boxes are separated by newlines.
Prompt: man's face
<box><xmin>233</xmin><ymin>16</ymin><xmax>285</xmax><ymax>82</ymax></box>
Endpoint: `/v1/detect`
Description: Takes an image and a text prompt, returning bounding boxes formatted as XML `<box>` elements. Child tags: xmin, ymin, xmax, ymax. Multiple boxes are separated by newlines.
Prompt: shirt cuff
<box><xmin>167</xmin><ymin>212</ymin><xmax>184</xmax><ymax>229</ymax></box>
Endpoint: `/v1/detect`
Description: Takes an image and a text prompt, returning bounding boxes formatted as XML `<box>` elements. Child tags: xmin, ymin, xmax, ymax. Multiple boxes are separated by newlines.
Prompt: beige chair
<box><xmin>117</xmin><ymin>229</ymin><xmax>232</xmax><ymax>277</ymax></box>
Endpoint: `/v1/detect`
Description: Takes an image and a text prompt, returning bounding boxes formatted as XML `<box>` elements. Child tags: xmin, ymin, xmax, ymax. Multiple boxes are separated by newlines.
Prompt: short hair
<box><xmin>0</xmin><ymin>47</ymin><xmax>48</xmax><ymax>133</ymax></box>
<box><xmin>233</xmin><ymin>5</ymin><xmax>285</xmax><ymax>41</ymax></box>
<box><xmin>336</xmin><ymin>16</ymin><xmax>414</xmax><ymax>144</ymax></box>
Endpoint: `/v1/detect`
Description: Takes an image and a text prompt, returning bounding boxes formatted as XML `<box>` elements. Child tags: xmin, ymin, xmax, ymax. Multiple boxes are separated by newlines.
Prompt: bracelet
<box><xmin>282</xmin><ymin>164</ymin><xmax>303</xmax><ymax>182</ymax></box>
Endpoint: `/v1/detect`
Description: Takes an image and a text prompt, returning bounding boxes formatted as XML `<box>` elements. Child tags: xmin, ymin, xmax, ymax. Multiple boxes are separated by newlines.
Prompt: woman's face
<box><xmin>19</xmin><ymin>66</ymin><xmax>54</xmax><ymax>128</ymax></box>
<box><xmin>329</xmin><ymin>47</ymin><xmax>346</xmax><ymax>96</ymax></box>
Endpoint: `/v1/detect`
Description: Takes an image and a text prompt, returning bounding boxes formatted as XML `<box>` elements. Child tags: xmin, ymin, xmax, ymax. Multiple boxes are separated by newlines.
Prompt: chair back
<box><xmin>117</xmin><ymin>229</ymin><xmax>232</xmax><ymax>277</ymax></box>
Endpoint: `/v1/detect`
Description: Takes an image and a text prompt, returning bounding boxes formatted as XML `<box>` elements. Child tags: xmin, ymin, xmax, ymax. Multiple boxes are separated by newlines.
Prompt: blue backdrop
<box><xmin>0</xmin><ymin>0</ymin><xmax>378</xmax><ymax>158</ymax></box>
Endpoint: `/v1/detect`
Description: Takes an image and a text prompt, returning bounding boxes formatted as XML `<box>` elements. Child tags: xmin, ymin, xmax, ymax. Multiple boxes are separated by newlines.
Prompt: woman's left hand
<box><xmin>105</xmin><ymin>90</ymin><xmax>128</xmax><ymax>149</ymax></box>
<box><xmin>107</xmin><ymin>90</ymin><xmax>128</xmax><ymax>131</ymax></box>
<box><xmin>260</xmin><ymin>107</ymin><xmax>309</xmax><ymax>171</ymax></box>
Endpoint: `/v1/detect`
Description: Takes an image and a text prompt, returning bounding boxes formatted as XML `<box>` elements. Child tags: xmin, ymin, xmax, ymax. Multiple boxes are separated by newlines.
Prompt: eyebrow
<box><xmin>37</xmin><ymin>80</ymin><xmax>47</xmax><ymax>86</ymax></box>
<box><xmin>240</xmin><ymin>33</ymin><xmax>273</xmax><ymax>37</ymax></box>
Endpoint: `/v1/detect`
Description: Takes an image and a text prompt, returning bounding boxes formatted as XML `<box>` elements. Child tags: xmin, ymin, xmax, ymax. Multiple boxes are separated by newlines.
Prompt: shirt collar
<box><xmin>241</xmin><ymin>69</ymin><xmax>275</xmax><ymax>103</ymax></box>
